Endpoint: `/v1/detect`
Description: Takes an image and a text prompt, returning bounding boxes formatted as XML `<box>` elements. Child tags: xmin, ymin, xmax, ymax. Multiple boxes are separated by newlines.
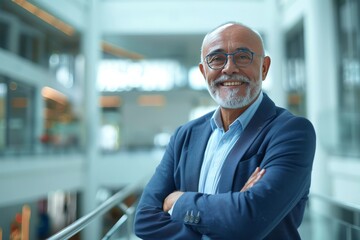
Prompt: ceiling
<box><xmin>0</xmin><ymin>0</ymin><xmax>270</xmax><ymax>67</ymax></box>
<box><xmin>104</xmin><ymin>34</ymin><xmax>204</xmax><ymax>67</ymax></box>
<box><xmin>3</xmin><ymin>1</ymin><xmax>205</xmax><ymax>67</ymax></box>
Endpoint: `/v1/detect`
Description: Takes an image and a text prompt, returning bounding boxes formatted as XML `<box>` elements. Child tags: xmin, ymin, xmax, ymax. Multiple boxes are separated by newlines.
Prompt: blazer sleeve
<box><xmin>171</xmin><ymin>117</ymin><xmax>316</xmax><ymax>239</ymax></box>
<box><xmin>134</xmin><ymin>128</ymin><xmax>202</xmax><ymax>240</ymax></box>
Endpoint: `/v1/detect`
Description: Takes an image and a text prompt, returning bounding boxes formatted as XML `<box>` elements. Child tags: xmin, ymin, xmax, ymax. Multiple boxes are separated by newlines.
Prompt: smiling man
<box><xmin>134</xmin><ymin>22</ymin><xmax>316</xmax><ymax>239</ymax></box>
<box><xmin>200</xmin><ymin>23</ymin><xmax>270</xmax><ymax>131</ymax></box>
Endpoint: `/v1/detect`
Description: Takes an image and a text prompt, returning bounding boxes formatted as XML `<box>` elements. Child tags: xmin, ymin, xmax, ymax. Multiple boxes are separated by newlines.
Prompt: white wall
<box><xmin>0</xmin><ymin>155</ymin><xmax>84</xmax><ymax>207</ymax></box>
<box><xmin>0</xmin><ymin>151</ymin><xmax>161</xmax><ymax>208</ymax></box>
<box><xmin>100</xmin><ymin>0</ymin><xmax>274</xmax><ymax>35</ymax></box>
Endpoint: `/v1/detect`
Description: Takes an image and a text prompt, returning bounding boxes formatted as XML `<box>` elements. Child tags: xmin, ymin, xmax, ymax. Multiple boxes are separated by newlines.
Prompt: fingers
<box><xmin>249</xmin><ymin>167</ymin><xmax>260</xmax><ymax>181</ymax></box>
<box><xmin>240</xmin><ymin>167</ymin><xmax>266</xmax><ymax>192</ymax></box>
<box><xmin>163</xmin><ymin>191</ymin><xmax>183</xmax><ymax>212</ymax></box>
<box><xmin>252</xmin><ymin>169</ymin><xmax>265</xmax><ymax>185</ymax></box>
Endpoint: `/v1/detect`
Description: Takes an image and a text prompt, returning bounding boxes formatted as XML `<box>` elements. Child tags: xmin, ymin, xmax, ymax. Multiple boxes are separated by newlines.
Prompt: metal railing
<box><xmin>102</xmin><ymin>202</ymin><xmax>136</xmax><ymax>240</ymax></box>
<box><xmin>47</xmin><ymin>186</ymin><xmax>360</xmax><ymax>240</ymax></box>
<box><xmin>307</xmin><ymin>193</ymin><xmax>360</xmax><ymax>240</ymax></box>
<box><xmin>47</xmin><ymin>179</ymin><xmax>145</xmax><ymax>240</ymax></box>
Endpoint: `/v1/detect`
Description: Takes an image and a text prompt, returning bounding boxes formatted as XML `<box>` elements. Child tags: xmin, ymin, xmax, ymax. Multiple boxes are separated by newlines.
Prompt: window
<box><xmin>19</xmin><ymin>32</ymin><xmax>41</xmax><ymax>63</ymax></box>
<box><xmin>98</xmin><ymin>59</ymin><xmax>186</xmax><ymax>92</ymax></box>
<box><xmin>188</xmin><ymin>66</ymin><xmax>207</xmax><ymax>90</ymax></box>
<box><xmin>5</xmin><ymin>80</ymin><xmax>36</xmax><ymax>154</ymax></box>
<box><xmin>49</xmin><ymin>54</ymin><xmax>75</xmax><ymax>88</ymax></box>
<box><xmin>336</xmin><ymin>0</ymin><xmax>360</xmax><ymax>157</ymax></box>
<box><xmin>0</xmin><ymin>21</ymin><xmax>8</xmax><ymax>50</ymax></box>
<box><xmin>284</xmin><ymin>21</ymin><xmax>307</xmax><ymax>116</ymax></box>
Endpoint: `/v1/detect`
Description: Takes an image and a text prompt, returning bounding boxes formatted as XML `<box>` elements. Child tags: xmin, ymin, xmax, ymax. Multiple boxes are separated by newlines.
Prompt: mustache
<box><xmin>211</xmin><ymin>75</ymin><xmax>251</xmax><ymax>86</ymax></box>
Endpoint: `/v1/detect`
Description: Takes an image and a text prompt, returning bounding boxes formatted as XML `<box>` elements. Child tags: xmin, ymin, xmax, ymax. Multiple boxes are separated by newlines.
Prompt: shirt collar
<box><xmin>210</xmin><ymin>91</ymin><xmax>264</xmax><ymax>131</ymax></box>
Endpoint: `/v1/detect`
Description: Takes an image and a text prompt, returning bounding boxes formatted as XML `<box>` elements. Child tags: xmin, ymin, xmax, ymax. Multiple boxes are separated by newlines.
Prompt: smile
<box><xmin>221</xmin><ymin>81</ymin><xmax>245</xmax><ymax>86</ymax></box>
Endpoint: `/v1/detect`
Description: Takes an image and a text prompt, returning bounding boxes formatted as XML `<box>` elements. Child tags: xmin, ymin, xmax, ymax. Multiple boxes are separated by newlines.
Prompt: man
<box><xmin>134</xmin><ymin>22</ymin><xmax>316</xmax><ymax>239</ymax></box>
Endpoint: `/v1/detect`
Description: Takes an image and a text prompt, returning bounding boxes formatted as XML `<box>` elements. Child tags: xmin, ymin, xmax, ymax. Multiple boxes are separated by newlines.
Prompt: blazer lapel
<box><xmin>218</xmin><ymin>94</ymin><xmax>276</xmax><ymax>193</ymax></box>
<box><xmin>185</xmin><ymin>117</ymin><xmax>212</xmax><ymax>192</ymax></box>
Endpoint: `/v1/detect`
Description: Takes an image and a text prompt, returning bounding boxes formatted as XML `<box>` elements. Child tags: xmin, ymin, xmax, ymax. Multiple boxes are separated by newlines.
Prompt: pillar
<box><xmin>304</xmin><ymin>0</ymin><xmax>338</xmax><ymax>239</ymax></box>
<box><xmin>81</xmin><ymin>0</ymin><xmax>102</xmax><ymax>238</ymax></box>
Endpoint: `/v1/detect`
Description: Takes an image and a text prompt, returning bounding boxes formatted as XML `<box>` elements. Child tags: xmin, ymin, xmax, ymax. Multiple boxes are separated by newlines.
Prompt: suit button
<box><xmin>194</xmin><ymin>212</ymin><xmax>200</xmax><ymax>223</ymax></box>
<box><xmin>189</xmin><ymin>210</ymin><xmax>194</xmax><ymax>223</ymax></box>
<box><xmin>184</xmin><ymin>211</ymin><xmax>190</xmax><ymax>223</ymax></box>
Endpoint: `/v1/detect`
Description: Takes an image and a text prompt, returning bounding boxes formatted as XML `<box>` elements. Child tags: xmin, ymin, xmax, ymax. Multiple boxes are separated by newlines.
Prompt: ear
<box><xmin>199</xmin><ymin>62</ymin><xmax>206</xmax><ymax>79</ymax></box>
<box><xmin>261</xmin><ymin>56</ymin><xmax>271</xmax><ymax>80</ymax></box>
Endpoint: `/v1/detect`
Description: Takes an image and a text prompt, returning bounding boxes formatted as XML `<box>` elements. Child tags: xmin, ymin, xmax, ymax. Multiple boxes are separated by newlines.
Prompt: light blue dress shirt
<box><xmin>169</xmin><ymin>92</ymin><xmax>263</xmax><ymax>230</ymax></box>
<box><xmin>198</xmin><ymin>92</ymin><xmax>263</xmax><ymax>194</ymax></box>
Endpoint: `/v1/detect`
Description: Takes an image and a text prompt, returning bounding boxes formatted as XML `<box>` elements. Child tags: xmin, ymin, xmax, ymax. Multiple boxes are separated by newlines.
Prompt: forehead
<box><xmin>203</xmin><ymin>24</ymin><xmax>262</xmax><ymax>54</ymax></box>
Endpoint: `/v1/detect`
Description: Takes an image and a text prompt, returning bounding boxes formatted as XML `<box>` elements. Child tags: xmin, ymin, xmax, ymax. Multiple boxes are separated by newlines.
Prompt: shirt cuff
<box><xmin>167</xmin><ymin>199</ymin><xmax>178</xmax><ymax>216</ymax></box>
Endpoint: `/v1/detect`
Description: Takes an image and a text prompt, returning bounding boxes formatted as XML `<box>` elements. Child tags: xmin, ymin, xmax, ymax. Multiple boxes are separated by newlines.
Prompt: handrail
<box><xmin>102</xmin><ymin>214</ymin><xmax>128</xmax><ymax>240</ymax></box>
<box><xmin>101</xmin><ymin>202</ymin><xmax>137</xmax><ymax>240</ymax></box>
<box><xmin>47</xmin><ymin>179</ymin><xmax>146</xmax><ymax>240</ymax></box>
<box><xmin>308</xmin><ymin>193</ymin><xmax>360</xmax><ymax>239</ymax></box>
<box><xmin>310</xmin><ymin>193</ymin><xmax>360</xmax><ymax>213</ymax></box>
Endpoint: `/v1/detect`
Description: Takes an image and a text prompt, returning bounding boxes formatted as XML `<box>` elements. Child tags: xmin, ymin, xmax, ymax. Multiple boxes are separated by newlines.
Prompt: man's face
<box><xmin>199</xmin><ymin>24</ymin><xmax>270</xmax><ymax>109</ymax></box>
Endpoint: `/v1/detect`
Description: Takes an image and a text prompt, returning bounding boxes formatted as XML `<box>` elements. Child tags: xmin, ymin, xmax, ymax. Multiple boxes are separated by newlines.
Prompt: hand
<box><xmin>240</xmin><ymin>167</ymin><xmax>265</xmax><ymax>192</ymax></box>
<box><xmin>163</xmin><ymin>191</ymin><xmax>184</xmax><ymax>212</ymax></box>
<box><xmin>162</xmin><ymin>168</ymin><xmax>265</xmax><ymax>212</ymax></box>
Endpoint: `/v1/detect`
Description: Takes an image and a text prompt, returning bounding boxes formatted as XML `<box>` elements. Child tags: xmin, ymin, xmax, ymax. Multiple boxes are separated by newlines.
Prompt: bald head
<box><xmin>200</xmin><ymin>22</ymin><xmax>265</xmax><ymax>62</ymax></box>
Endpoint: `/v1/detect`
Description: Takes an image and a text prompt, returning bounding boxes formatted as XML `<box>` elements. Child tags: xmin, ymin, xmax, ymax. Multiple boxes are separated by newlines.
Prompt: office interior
<box><xmin>0</xmin><ymin>0</ymin><xmax>359</xmax><ymax>239</ymax></box>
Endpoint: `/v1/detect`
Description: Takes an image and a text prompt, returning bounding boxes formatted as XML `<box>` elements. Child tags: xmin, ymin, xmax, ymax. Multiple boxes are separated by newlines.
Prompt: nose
<box><xmin>221</xmin><ymin>55</ymin><xmax>240</xmax><ymax>75</ymax></box>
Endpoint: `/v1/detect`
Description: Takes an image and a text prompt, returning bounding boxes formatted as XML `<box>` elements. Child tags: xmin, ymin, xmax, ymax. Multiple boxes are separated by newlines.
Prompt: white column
<box><xmin>81</xmin><ymin>0</ymin><xmax>102</xmax><ymax>239</ymax></box>
<box><xmin>304</xmin><ymin>0</ymin><xmax>338</xmax><ymax>195</ymax></box>
<box><xmin>304</xmin><ymin>0</ymin><xmax>338</xmax><ymax>239</ymax></box>
<box><xmin>265</xmin><ymin>1</ymin><xmax>286</xmax><ymax>108</ymax></box>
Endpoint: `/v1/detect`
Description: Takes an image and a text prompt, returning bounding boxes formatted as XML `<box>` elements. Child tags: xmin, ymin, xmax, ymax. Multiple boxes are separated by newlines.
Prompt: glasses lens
<box><xmin>206</xmin><ymin>53</ymin><xmax>227</xmax><ymax>69</ymax></box>
<box><xmin>233</xmin><ymin>50</ymin><xmax>253</xmax><ymax>66</ymax></box>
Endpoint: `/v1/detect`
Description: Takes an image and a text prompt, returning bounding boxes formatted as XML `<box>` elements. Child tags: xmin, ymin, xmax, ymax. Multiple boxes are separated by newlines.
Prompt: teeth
<box><xmin>223</xmin><ymin>82</ymin><xmax>243</xmax><ymax>86</ymax></box>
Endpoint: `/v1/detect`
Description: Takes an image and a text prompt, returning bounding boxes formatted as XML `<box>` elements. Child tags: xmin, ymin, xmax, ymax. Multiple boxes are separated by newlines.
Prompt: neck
<box><xmin>220</xmin><ymin>107</ymin><xmax>247</xmax><ymax>131</ymax></box>
<box><xmin>220</xmin><ymin>93</ymin><xmax>260</xmax><ymax>131</ymax></box>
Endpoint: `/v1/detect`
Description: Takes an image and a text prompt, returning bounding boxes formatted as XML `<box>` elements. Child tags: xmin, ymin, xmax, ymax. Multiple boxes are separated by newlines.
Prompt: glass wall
<box><xmin>41</xmin><ymin>87</ymin><xmax>81</xmax><ymax>152</ymax></box>
<box><xmin>0</xmin><ymin>4</ymin><xmax>81</xmax><ymax>155</ymax></box>
<box><xmin>0</xmin><ymin>21</ymin><xmax>8</xmax><ymax>50</ymax></box>
<box><xmin>336</xmin><ymin>0</ymin><xmax>360</xmax><ymax>157</ymax></box>
<box><xmin>18</xmin><ymin>28</ymin><xmax>43</xmax><ymax>64</ymax></box>
<box><xmin>97</xmin><ymin>59</ymin><xmax>187</xmax><ymax>92</ymax></box>
<box><xmin>0</xmin><ymin>77</ymin><xmax>36</xmax><ymax>154</ymax></box>
<box><xmin>284</xmin><ymin>21</ymin><xmax>307</xmax><ymax>117</ymax></box>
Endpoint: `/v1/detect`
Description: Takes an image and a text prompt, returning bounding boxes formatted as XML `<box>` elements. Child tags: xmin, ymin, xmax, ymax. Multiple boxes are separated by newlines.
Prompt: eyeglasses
<box><xmin>205</xmin><ymin>49</ymin><xmax>260</xmax><ymax>70</ymax></box>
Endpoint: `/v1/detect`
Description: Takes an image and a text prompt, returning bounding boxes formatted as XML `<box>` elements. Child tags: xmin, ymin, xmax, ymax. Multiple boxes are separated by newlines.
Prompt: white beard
<box><xmin>207</xmin><ymin>74</ymin><xmax>261</xmax><ymax>109</ymax></box>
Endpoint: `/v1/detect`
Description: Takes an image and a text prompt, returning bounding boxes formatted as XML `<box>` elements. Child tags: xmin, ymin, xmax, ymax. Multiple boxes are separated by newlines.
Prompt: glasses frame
<box><xmin>205</xmin><ymin>49</ymin><xmax>262</xmax><ymax>70</ymax></box>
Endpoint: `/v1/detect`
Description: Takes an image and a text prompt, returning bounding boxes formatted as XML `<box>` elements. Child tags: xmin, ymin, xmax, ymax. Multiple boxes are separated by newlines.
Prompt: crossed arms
<box><xmin>163</xmin><ymin>167</ymin><xmax>265</xmax><ymax>212</ymax></box>
<box><xmin>134</xmin><ymin>117</ymin><xmax>316</xmax><ymax>239</ymax></box>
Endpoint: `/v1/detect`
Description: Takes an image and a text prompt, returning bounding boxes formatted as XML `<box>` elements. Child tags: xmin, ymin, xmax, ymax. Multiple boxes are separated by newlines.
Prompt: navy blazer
<box><xmin>135</xmin><ymin>94</ymin><xmax>316</xmax><ymax>240</ymax></box>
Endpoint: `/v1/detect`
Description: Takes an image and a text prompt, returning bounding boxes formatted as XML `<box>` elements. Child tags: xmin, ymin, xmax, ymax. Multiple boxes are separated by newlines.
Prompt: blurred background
<box><xmin>0</xmin><ymin>0</ymin><xmax>359</xmax><ymax>239</ymax></box>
